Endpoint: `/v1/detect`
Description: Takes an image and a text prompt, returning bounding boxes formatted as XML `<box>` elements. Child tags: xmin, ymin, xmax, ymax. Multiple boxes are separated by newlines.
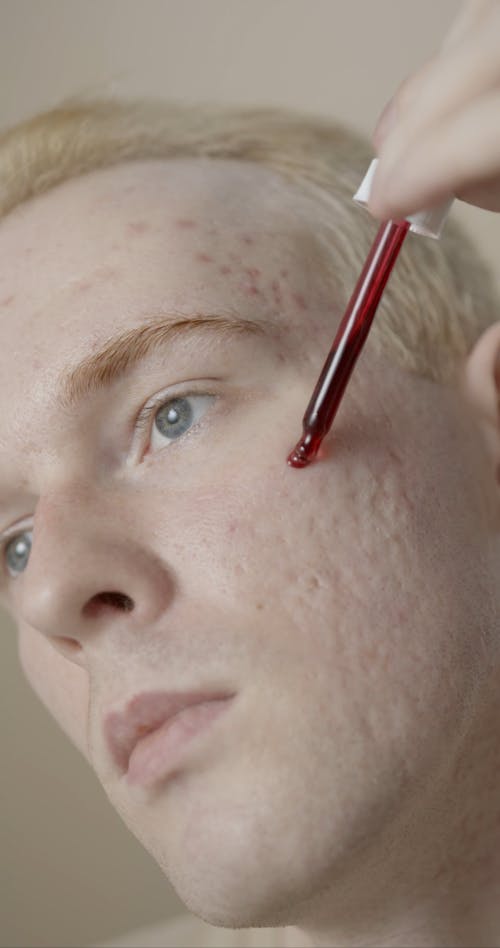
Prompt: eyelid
<box><xmin>0</xmin><ymin>520</ymin><xmax>33</xmax><ymax>548</ymax></box>
<box><xmin>130</xmin><ymin>379</ymin><xmax>222</xmax><ymax>458</ymax></box>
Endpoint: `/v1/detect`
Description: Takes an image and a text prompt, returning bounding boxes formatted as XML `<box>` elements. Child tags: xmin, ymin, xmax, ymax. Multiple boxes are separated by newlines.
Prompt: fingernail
<box><xmin>372</xmin><ymin>97</ymin><xmax>397</xmax><ymax>150</ymax></box>
<box><xmin>367</xmin><ymin>166</ymin><xmax>391</xmax><ymax>218</ymax></box>
<box><xmin>368</xmin><ymin>157</ymin><xmax>402</xmax><ymax>218</ymax></box>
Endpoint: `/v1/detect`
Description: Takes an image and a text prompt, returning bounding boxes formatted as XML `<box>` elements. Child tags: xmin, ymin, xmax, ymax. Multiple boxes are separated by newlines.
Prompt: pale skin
<box><xmin>0</xmin><ymin>156</ymin><xmax>499</xmax><ymax>948</ymax></box>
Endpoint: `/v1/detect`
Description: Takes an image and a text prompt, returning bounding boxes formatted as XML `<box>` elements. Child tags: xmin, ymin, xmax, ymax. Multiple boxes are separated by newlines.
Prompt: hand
<box><xmin>368</xmin><ymin>1</ymin><xmax>500</xmax><ymax>221</ymax></box>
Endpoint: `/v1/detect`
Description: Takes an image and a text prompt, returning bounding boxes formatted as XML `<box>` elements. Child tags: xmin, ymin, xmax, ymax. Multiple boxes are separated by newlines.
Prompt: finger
<box><xmin>372</xmin><ymin>66</ymin><xmax>432</xmax><ymax>151</ymax></box>
<box><xmin>374</xmin><ymin>3</ymin><xmax>500</xmax><ymax>160</ymax></box>
<box><xmin>368</xmin><ymin>88</ymin><xmax>500</xmax><ymax>219</ymax></box>
<box><xmin>372</xmin><ymin>1</ymin><xmax>491</xmax><ymax>149</ymax></box>
<box><xmin>440</xmin><ymin>0</ymin><xmax>496</xmax><ymax>52</ymax></box>
<box><xmin>456</xmin><ymin>174</ymin><xmax>500</xmax><ymax>211</ymax></box>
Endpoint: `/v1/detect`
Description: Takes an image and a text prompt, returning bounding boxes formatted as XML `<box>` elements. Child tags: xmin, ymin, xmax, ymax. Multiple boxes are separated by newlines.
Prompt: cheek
<box><xmin>18</xmin><ymin>624</ymin><xmax>90</xmax><ymax>759</ymax></box>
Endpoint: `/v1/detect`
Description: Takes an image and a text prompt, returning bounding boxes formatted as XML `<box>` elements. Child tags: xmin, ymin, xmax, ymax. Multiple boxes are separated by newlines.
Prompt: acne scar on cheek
<box><xmin>196</xmin><ymin>252</ymin><xmax>215</xmax><ymax>263</ymax></box>
<box><xmin>175</xmin><ymin>218</ymin><xmax>197</xmax><ymax>229</ymax></box>
<box><xmin>0</xmin><ymin>294</ymin><xmax>15</xmax><ymax>308</ymax></box>
<box><xmin>240</xmin><ymin>235</ymin><xmax>254</xmax><ymax>245</ymax></box>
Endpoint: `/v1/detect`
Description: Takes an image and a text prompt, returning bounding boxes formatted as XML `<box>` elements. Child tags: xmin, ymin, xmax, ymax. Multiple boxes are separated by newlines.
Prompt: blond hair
<box><xmin>0</xmin><ymin>95</ymin><xmax>497</xmax><ymax>381</ymax></box>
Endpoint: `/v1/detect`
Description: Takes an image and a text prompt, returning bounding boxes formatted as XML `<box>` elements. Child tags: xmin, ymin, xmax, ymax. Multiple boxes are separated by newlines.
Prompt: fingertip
<box><xmin>366</xmin><ymin>166</ymin><xmax>394</xmax><ymax>221</ymax></box>
<box><xmin>367</xmin><ymin>183</ymin><xmax>414</xmax><ymax>225</ymax></box>
<box><xmin>366</xmin><ymin>192</ymin><xmax>388</xmax><ymax>221</ymax></box>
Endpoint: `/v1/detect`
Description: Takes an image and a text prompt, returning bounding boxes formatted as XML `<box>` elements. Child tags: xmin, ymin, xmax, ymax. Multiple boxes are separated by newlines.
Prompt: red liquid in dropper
<box><xmin>287</xmin><ymin>219</ymin><xmax>410</xmax><ymax>468</ymax></box>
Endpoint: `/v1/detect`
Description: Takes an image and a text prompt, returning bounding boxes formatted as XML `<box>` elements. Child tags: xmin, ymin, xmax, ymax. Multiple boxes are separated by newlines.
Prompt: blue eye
<box><xmin>146</xmin><ymin>394</ymin><xmax>215</xmax><ymax>452</ymax></box>
<box><xmin>3</xmin><ymin>530</ymin><xmax>32</xmax><ymax>579</ymax></box>
<box><xmin>156</xmin><ymin>397</ymin><xmax>195</xmax><ymax>439</ymax></box>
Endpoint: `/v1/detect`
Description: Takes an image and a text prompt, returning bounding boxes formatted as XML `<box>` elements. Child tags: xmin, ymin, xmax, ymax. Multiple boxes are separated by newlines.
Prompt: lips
<box><xmin>103</xmin><ymin>689</ymin><xmax>235</xmax><ymax>773</ymax></box>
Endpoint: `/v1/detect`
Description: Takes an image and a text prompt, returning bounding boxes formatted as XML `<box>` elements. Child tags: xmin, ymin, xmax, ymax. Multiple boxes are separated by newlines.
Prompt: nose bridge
<box><xmin>20</xmin><ymin>478</ymin><xmax>172</xmax><ymax>642</ymax></box>
<box><xmin>35</xmin><ymin>476</ymin><xmax>111</xmax><ymax>535</ymax></box>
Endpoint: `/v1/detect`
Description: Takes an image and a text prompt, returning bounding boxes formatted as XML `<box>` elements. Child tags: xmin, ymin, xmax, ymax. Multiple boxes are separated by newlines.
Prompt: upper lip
<box><xmin>103</xmin><ymin>689</ymin><xmax>235</xmax><ymax>773</ymax></box>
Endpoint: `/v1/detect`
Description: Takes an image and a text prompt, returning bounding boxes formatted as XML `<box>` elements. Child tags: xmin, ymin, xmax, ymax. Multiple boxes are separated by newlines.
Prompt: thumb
<box><xmin>439</xmin><ymin>0</ymin><xmax>493</xmax><ymax>52</ymax></box>
<box><xmin>372</xmin><ymin>0</ymin><xmax>492</xmax><ymax>151</ymax></box>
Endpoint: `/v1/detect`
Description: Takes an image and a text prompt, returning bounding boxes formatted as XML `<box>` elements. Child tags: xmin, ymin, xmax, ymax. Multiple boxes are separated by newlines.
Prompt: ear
<box><xmin>461</xmin><ymin>321</ymin><xmax>500</xmax><ymax>485</ymax></box>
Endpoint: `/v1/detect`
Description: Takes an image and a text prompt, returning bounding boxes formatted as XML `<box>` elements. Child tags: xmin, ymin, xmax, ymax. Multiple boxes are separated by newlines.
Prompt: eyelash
<box><xmin>135</xmin><ymin>398</ymin><xmax>162</xmax><ymax>435</ymax></box>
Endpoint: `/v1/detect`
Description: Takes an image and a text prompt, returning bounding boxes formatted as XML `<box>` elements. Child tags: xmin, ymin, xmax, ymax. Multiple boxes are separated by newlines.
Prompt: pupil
<box><xmin>156</xmin><ymin>398</ymin><xmax>193</xmax><ymax>439</ymax></box>
<box><xmin>6</xmin><ymin>532</ymin><xmax>32</xmax><ymax>574</ymax></box>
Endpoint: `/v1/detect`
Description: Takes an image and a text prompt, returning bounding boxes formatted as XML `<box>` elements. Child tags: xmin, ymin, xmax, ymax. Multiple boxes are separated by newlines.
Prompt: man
<box><xmin>0</xmin><ymin>88</ymin><xmax>499</xmax><ymax>948</ymax></box>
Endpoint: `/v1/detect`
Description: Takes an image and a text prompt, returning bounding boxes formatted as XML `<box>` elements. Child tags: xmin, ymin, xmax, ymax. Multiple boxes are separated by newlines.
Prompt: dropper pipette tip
<box><xmin>287</xmin><ymin>431</ymin><xmax>321</xmax><ymax>468</ymax></box>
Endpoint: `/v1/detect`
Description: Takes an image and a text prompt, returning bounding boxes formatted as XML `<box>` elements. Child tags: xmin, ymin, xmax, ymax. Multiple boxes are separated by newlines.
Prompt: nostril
<box><xmin>84</xmin><ymin>591</ymin><xmax>134</xmax><ymax>617</ymax></box>
<box><xmin>99</xmin><ymin>591</ymin><xmax>134</xmax><ymax>610</ymax></box>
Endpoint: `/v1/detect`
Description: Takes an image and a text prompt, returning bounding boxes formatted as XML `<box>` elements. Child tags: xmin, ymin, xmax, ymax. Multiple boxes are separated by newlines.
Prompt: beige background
<box><xmin>1</xmin><ymin>2</ymin><xmax>498</xmax><ymax>947</ymax></box>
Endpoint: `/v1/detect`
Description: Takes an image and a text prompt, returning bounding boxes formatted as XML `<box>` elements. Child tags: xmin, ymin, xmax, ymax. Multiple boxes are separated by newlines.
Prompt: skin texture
<box><xmin>0</xmin><ymin>158</ymin><xmax>499</xmax><ymax>948</ymax></box>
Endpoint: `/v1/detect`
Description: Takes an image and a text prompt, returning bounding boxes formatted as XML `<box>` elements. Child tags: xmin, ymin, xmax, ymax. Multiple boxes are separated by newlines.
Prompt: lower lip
<box><xmin>126</xmin><ymin>698</ymin><xmax>233</xmax><ymax>789</ymax></box>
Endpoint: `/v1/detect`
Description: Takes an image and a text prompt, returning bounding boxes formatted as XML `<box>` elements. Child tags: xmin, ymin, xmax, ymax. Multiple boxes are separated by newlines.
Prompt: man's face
<box><xmin>0</xmin><ymin>158</ymin><xmax>496</xmax><ymax>927</ymax></box>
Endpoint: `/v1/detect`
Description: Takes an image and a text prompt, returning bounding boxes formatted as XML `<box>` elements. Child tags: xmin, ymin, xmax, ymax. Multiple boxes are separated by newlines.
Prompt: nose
<box><xmin>17</xmin><ymin>484</ymin><xmax>173</xmax><ymax>652</ymax></box>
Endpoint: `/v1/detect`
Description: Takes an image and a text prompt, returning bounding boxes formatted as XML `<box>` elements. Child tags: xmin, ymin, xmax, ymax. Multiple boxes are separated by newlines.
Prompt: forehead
<box><xmin>0</xmin><ymin>155</ymin><xmax>303</xmax><ymax>333</ymax></box>
<box><xmin>0</xmin><ymin>156</ymin><xmax>313</xmax><ymax>386</ymax></box>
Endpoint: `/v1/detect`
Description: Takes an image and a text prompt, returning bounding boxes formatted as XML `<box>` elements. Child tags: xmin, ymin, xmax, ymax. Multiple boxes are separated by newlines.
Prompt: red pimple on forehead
<box><xmin>127</xmin><ymin>220</ymin><xmax>150</xmax><ymax>235</ymax></box>
<box><xmin>175</xmin><ymin>218</ymin><xmax>197</xmax><ymax>228</ymax></box>
<box><xmin>75</xmin><ymin>280</ymin><xmax>93</xmax><ymax>293</ymax></box>
<box><xmin>271</xmin><ymin>279</ymin><xmax>282</xmax><ymax>305</ymax></box>
<box><xmin>73</xmin><ymin>267</ymin><xmax>118</xmax><ymax>295</ymax></box>
<box><xmin>292</xmin><ymin>292</ymin><xmax>308</xmax><ymax>311</ymax></box>
<box><xmin>244</xmin><ymin>267</ymin><xmax>261</xmax><ymax>280</ymax></box>
<box><xmin>239</xmin><ymin>276</ymin><xmax>263</xmax><ymax>297</ymax></box>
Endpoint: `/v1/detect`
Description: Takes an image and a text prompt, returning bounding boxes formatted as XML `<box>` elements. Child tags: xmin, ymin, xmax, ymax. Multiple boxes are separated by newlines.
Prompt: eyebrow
<box><xmin>55</xmin><ymin>311</ymin><xmax>268</xmax><ymax>411</ymax></box>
